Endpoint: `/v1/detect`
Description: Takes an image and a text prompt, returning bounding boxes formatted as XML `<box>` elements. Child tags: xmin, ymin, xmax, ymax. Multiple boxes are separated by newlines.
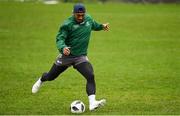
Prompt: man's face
<box><xmin>74</xmin><ymin>12</ymin><xmax>85</xmax><ymax>23</ymax></box>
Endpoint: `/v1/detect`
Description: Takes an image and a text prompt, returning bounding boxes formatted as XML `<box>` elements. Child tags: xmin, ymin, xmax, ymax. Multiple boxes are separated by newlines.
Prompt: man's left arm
<box><xmin>92</xmin><ymin>19</ymin><xmax>109</xmax><ymax>31</ymax></box>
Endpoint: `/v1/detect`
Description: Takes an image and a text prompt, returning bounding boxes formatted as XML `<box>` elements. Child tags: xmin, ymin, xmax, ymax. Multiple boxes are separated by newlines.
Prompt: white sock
<box><xmin>88</xmin><ymin>94</ymin><xmax>96</xmax><ymax>105</ymax></box>
<box><xmin>39</xmin><ymin>78</ymin><xmax>43</xmax><ymax>83</ymax></box>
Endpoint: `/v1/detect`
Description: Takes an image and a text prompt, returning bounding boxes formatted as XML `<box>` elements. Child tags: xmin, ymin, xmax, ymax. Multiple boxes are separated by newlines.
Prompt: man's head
<box><xmin>73</xmin><ymin>3</ymin><xmax>86</xmax><ymax>23</ymax></box>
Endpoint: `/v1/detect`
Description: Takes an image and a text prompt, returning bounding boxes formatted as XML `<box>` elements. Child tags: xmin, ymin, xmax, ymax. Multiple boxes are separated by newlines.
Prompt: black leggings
<box><xmin>40</xmin><ymin>62</ymin><xmax>96</xmax><ymax>96</ymax></box>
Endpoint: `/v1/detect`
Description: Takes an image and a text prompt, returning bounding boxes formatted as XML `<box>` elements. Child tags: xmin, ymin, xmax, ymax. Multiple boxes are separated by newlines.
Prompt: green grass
<box><xmin>0</xmin><ymin>2</ymin><xmax>180</xmax><ymax>115</ymax></box>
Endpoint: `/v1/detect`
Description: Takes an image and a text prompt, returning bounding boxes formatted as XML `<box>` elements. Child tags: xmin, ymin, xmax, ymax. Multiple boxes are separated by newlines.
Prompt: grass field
<box><xmin>0</xmin><ymin>1</ymin><xmax>180</xmax><ymax>115</ymax></box>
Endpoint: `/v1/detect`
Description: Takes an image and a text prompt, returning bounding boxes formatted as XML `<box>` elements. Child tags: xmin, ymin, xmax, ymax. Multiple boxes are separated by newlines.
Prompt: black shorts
<box><xmin>54</xmin><ymin>54</ymin><xmax>89</xmax><ymax>67</ymax></box>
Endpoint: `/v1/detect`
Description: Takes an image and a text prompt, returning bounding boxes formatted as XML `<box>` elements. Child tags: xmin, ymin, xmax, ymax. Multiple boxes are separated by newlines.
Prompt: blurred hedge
<box><xmin>7</xmin><ymin>0</ymin><xmax>180</xmax><ymax>3</ymax></box>
<box><xmin>61</xmin><ymin>0</ymin><xmax>179</xmax><ymax>3</ymax></box>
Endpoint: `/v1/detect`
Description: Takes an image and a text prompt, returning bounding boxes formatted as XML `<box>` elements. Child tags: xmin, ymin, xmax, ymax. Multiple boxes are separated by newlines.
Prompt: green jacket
<box><xmin>56</xmin><ymin>14</ymin><xmax>103</xmax><ymax>56</ymax></box>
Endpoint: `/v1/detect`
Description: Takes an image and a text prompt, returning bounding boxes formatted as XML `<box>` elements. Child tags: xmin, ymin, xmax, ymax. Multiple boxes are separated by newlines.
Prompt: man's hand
<box><xmin>63</xmin><ymin>47</ymin><xmax>71</xmax><ymax>56</ymax></box>
<box><xmin>103</xmin><ymin>23</ymin><xmax>109</xmax><ymax>31</ymax></box>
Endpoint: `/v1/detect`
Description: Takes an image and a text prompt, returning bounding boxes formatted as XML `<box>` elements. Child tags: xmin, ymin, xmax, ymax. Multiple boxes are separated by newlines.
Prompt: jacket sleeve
<box><xmin>91</xmin><ymin>19</ymin><xmax>103</xmax><ymax>31</ymax></box>
<box><xmin>56</xmin><ymin>24</ymin><xmax>68</xmax><ymax>53</ymax></box>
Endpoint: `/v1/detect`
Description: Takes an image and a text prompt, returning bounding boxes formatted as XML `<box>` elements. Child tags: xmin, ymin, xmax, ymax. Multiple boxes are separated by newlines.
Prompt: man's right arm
<box><xmin>56</xmin><ymin>24</ymin><xmax>68</xmax><ymax>53</ymax></box>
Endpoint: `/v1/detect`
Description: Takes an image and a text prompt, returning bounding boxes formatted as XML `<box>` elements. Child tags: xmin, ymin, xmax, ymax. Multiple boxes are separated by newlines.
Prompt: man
<box><xmin>32</xmin><ymin>3</ymin><xmax>109</xmax><ymax>111</ymax></box>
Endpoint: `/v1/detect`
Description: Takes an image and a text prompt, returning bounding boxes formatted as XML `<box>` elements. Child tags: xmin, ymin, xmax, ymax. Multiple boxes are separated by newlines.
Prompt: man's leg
<box><xmin>32</xmin><ymin>63</ymin><xmax>68</xmax><ymax>93</ymax></box>
<box><xmin>74</xmin><ymin>62</ymin><xmax>106</xmax><ymax>111</ymax></box>
<box><xmin>74</xmin><ymin>62</ymin><xmax>96</xmax><ymax>95</ymax></box>
<box><xmin>41</xmin><ymin>64</ymin><xmax>68</xmax><ymax>82</ymax></box>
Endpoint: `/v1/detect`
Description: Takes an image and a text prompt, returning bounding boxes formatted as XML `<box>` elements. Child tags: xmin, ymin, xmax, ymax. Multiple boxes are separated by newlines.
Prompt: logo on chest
<box><xmin>85</xmin><ymin>22</ymin><xmax>90</xmax><ymax>27</ymax></box>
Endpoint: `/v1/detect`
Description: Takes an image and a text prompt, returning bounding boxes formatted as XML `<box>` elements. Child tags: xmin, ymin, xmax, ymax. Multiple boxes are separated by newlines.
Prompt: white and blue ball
<box><xmin>70</xmin><ymin>100</ymin><xmax>85</xmax><ymax>114</ymax></box>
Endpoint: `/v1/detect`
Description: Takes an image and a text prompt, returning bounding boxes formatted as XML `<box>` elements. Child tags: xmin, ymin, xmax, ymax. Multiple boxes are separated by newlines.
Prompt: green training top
<box><xmin>56</xmin><ymin>14</ymin><xmax>103</xmax><ymax>56</ymax></box>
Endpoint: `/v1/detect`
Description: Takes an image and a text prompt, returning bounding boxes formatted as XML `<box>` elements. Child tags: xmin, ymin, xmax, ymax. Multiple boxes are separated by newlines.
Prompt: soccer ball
<box><xmin>70</xmin><ymin>100</ymin><xmax>85</xmax><ymax>114</ymax></box>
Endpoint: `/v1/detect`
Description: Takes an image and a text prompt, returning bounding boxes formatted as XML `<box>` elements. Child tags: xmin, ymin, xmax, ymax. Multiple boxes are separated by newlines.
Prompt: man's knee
<box><xmin>74</xmin><ymin>62</ymin><xmax>95</xmax><ymax>82</ymax></box>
